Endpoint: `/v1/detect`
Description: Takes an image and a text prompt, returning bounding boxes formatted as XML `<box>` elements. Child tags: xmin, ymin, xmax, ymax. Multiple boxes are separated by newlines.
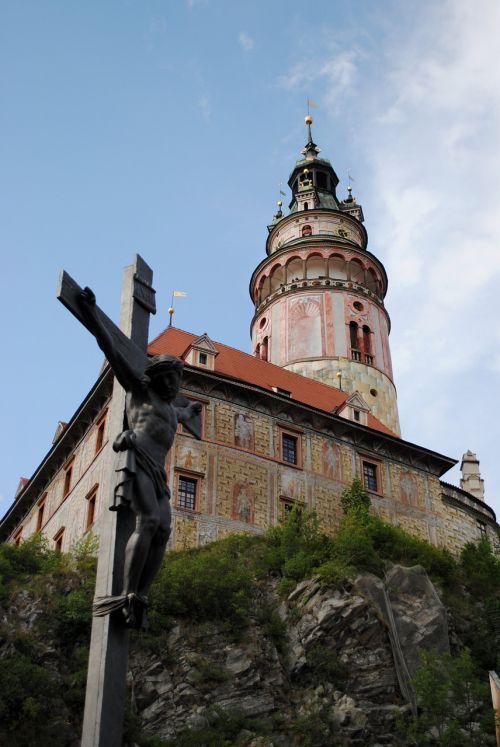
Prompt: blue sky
<box><xmin>2</xmin><ymin>0</ymin><xmax>499</xmax><ymax>521</ymax></box>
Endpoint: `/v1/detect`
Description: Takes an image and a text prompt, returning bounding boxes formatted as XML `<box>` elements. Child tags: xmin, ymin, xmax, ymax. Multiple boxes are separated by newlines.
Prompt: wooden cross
<box><xmin>58</xmin><ymin>255</ymin><xmax>155</xmax><ymax>747</ymax></box>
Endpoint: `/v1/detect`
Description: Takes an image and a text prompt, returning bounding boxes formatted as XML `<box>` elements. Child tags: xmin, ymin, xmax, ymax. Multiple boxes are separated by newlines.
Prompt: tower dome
<box><xmin>249</xmin><ymin>118</ymin><xmax>400</xmax><ymax>435</ymax></box>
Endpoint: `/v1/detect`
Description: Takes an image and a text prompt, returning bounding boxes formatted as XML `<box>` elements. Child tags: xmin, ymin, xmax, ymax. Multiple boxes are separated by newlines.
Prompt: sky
<box><xmin>1</xmin><ymin>0</ymin><xmax>499</xmax><ymax>522</ymax></box>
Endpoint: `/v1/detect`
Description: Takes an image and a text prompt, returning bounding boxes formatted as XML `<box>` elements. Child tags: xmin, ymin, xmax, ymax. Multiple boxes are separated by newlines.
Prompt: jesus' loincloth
<box><xmin>111</xmin><ymin>430</ymin><xmax>169</xmax><ymax>510</ymax></box>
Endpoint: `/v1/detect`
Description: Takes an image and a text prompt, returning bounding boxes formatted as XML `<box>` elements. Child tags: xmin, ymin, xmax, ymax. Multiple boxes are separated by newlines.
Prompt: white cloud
<box><xmin>278</xmin><ymin>50</ymin><xmax>357</xmax><ymax>111</ymax></box>
<box><xmin>198</xmin><ymin>93</ymin><xmax>211</xmax><ymax>122</ymax></box>
<box><xmin>278</xmin><ymin>0</ymin><xmax>500</xmax><ymax>510</ymax></box>
<box><xmin>238</xmin><ymin>31</ymin><xmax>254</xmax><ymax>52</ymax></box>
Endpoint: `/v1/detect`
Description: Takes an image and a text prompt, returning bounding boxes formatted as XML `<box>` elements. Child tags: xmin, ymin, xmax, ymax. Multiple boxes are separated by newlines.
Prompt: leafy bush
<box><xmin>0</xmin><ymin>534</ymin><xmax>66</xmax><ymax>599</ymax></box>
<box><xmin>404</xmin><ymin>648</ymin><xmax>494</xmax><ymax>746</ymax></box>
<box><xmin>366</xmin><ymin>517</ymin><xmax>458</xmax><ymax>586</ymax></box>
<box><xmin>305</xmin><ymin>643</ymin><xmax>347</xmax><ymax>687</ymax></box>
<box><xmin>149</xmin><ymin>535</ymin><xmax>257</xmax><ymax>631</ymax></box>
<box><xmin>340</xmin><ymin>477</ymin><xmax>371</xmax><ymax>518</ymax></box>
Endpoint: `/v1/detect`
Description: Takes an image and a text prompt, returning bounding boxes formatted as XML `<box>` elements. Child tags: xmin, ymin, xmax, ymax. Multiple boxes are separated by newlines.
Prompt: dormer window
<box><xmin>184</xmin><ymin>333</ymin><xmax>219</xmax><ymax>371</ymax></box>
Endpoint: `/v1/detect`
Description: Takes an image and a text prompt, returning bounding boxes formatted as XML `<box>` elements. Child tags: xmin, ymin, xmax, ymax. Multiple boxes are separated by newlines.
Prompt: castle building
<box><xmin>1</xmin><ymin>120</ymin><xmax>497</xmax><ymax>555</ymax></box>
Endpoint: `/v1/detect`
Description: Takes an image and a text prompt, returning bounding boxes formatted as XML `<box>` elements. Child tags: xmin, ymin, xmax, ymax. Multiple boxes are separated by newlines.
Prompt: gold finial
<box><xmin>168</xmin><ymin>306</ymin><xmax>174</xmax><ymax>327</ymax></box>
<box><xmin>305</xmin><ymin>114</ymin><xmax>313</xmax><ymax>125</ymax></box>
<box><xmin>303</xmin><ymin>167</ymin><xmax>310</xmax><ymax>175</ymax></box>
<box><xmin>277</xmin><ymin>200</ymin><xmax>282</xmax><ymax>207</ymax></box>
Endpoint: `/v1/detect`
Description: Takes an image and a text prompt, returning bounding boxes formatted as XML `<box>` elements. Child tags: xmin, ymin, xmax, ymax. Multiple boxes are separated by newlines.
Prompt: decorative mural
<box><xmin>232</xmin><ymin>482</ymin><xmax>255</xmax><ymax>524</ymax></box>
<box><xmin>400</xmin><ymin>471</ymin><xmax>418</xmax><ymax>507</ymax></box>
<box><xmin>287</xmin><ymin>295</ymin><xmax>323</xmax><ymax>360</ymax></box>
<box><xmin>178</xmin><ymin>443</ymin><xmax>201</xmax><ymax>472</ymax></box>
<box><xmin>280</xmin><ymin>468</ymin><xmax>305</xmax><ymax>502</ymax></box>
<box><xmin>234</xmin><ymin>413</ymin><xmax>254</xmax><ymax>451</ymax></box>
<box><xmin>322</xmin><ymin>441</ymin><xmax>341</xmax><ymax>480</ymax></box>
<box><xmin>198</xmin><ymin>523</ymin><xmax>218</xmax><ymax>546</ymax></box>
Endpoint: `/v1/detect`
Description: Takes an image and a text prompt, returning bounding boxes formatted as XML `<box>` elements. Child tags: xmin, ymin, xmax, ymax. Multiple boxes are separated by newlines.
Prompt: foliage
<box><xmin>305</xmin><ymin>643</ymin><xmax>347</xmax><ymax>687</ymax></box>
<box><xmin>265</xmin><ymin>507</ymin><xmax>333</xmax><ymax>588</ymax></box>
<box><xmin>159</xmin><ymin>707</ymin><xmax>268</xmax><ymax>747</ymax></box>
<box><xmin>290</xmin><ymin>703</ymin><xmax>336</xmax><ymax>747</ymax></box>
<box><xmin>149</xmin><ymin>535</ymin><xmax>258</xmax><ymax>632</ymax></box>
<box><xmin>255</xmin><ymin>602</ymin><xmax>288</xmax><ymax>654</ymax></box>
<box><xmin>404</xmin><ymin>648</ymin><xmax>494</xmax><ymax>746</ymax></box>
<box><xmin>0</xmin><ymin>534</ymin><xmax>65</xmax><ymax>599</ymax></box>
<box><xmin>340</xmin><ymin>477</ymin><xmax>371</xmax><ymax>519</ymax></box>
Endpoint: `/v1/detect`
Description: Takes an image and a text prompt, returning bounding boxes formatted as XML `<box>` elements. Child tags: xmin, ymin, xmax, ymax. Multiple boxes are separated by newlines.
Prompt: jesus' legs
<box><xmin>137</xmin><ymin>495</ymin><xmax>171</xmax><ymax>597</ymax></box>
<box><xmin>121</xmin><ymin>470</ymin><xmax>160</xmax><ymax>596</ymax></box>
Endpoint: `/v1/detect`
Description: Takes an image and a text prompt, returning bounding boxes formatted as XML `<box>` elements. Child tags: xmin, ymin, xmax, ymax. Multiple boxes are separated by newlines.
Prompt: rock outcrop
<box><xmin>129</xmin><ymin>565</ymin><xmax>451</xmax><ymax>744</ymax></box>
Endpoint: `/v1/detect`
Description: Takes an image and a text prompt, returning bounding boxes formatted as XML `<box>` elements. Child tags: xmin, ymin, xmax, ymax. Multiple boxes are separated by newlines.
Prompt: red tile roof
<box><xmin>148</xmin><ymin>327</ymin><xmax>398</xmax><ymax>438</ymax></box>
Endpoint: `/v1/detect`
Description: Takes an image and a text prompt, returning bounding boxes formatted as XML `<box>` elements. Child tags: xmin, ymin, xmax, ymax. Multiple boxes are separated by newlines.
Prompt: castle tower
<box><xmin>249</xmin><ymin>117</ymin><xmax>401</xmax><ymax>435</ymax></box>
<box><xmin>460</xmin><ymin>451</ymin><xmax>485</xmax><ymax>500</ymax></box>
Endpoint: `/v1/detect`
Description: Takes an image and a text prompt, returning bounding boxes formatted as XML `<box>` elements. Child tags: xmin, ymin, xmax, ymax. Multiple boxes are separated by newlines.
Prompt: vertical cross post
<box><xmin>80</xmin><ymin>255</ymin><xmax>155</xmax><ymax>747</ymax></box>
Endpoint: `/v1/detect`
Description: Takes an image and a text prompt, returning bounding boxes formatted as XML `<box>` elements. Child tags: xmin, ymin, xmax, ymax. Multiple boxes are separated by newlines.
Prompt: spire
<box><xmin>301</xmin><ymin>115</ymin><xmax>321</xmax><ymax>160</ymax></box>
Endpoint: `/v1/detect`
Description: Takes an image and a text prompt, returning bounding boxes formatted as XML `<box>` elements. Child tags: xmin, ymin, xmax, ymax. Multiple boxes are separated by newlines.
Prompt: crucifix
<box><xmin>57</xmin><ymin>255</ymin><xmax>201</xmax><ymax>747</ymax></box>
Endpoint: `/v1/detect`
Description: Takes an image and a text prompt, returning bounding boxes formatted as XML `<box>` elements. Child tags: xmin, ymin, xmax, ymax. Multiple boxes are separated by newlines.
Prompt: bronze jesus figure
<box><xmin>78</xmin><ymin>287</ymin><xmax>201</xmax><ymax>628</ymax></box>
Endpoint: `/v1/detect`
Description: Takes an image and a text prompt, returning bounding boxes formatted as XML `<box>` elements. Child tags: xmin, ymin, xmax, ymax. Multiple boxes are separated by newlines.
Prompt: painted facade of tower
<box><xmin>250</xmin><ymin>120</ymin><xmax>401</xmax><ymax>436</ymax></box>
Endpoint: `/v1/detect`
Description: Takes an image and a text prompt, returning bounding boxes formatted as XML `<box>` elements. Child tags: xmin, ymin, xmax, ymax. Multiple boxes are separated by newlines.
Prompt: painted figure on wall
<box><xmin>232</xmin><ymin>482</ymin><xmax>254</xmax><ymax>524</ymax></box>
<box><xmin>322</xmin><ymin>441</ymin><xmax>341</xmax><ymax>480</ymax></box>
<box><xmin>400</xmin><ymin>471</ymin><xmax>418</xmax><ymax>507</ymax></box>
<box><xmin>281</xmin><ymin>470</ymin><xmax>304</xmax><ymax>502</ymax></box>
<box><xmin>288</xmin><ymin>296</ymin><xmax>323</xmax><ymax>360</ymax></box>
<box><xmin>234</xmin><ymin>413</ymin><xmax>254</xmax><ymax>451</ymax></box>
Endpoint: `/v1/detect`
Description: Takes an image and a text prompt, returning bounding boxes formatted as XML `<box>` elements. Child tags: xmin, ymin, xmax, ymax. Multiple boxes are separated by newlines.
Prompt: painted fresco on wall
<box><xmin>280</xmin><ymin>469</ymin><xmax>305</xmax><ymax>502</ymax></box>
<box><xmin>234</xmin><ymin>413</ymin><xmax>254</xmax><ymax>451</ymax></box>
<box><xmin>400</xmin><ymin>471</ymin><xmax>418</xmax><ymax>507</ymax></box>
<box><xmin>178</xmin><ymin>443</ymin><xmax>201</xmax><ymax>472</ymax></box>
<box><xmin>198</xmin><ymin>523</ymin><xmax>218</xmax><ymax>545</ymax></box>
<box><xmin>287</xmin><ymin>295</ymin><xmax>322</xmax><ymax>360</ymax></box>
<box><xmin>232</xmin><ymin>482</ymin><xmax>255</xmax><ymax>524</ymax></box>
<box><xmin>322</xmin><ymin>441</ymin><xmax>341</xmax><ymax>480</ymax></box>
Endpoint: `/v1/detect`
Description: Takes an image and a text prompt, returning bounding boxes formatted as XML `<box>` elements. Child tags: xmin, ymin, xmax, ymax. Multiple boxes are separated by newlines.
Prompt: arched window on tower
<box><xmin>302</xmin><ymin>225</ymin><xmax>312</xmax><ymax>237</ymax></box>
<box><xmin>255</xmin><ymin>343</ymin><xmax>260</xmax><ymax>359</ymax></box>
<box><xmin>363</xmin><ymin>325</ymin><xmax>373</xmax><ymax>365</ymax></box>
<box><xmin>261</xmin><ymin>337</ymin><xmax>269</xmax><ymax>362</ymax></box>
<box><xmin>303</xmin><ymin>202</ymin><xmax>309</xmax><ymax>211</ymax></box>
<box><xmin>350</xmin><ymin>322</ymin><xmax>360</xmax><ymax>361</ymax></box>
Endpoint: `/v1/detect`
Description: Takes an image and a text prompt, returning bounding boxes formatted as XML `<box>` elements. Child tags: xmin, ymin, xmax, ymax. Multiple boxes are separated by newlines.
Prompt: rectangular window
<box><xmin>86</xmin><ymin>487</ymin><xmax>98</xmax><ymax>530</ymax></box>
<box><xmin>199</xmin><ymin>352</ymin><xmax>207</xmax><ymax>365</ymax></box>
<box><xmin>353</xmin><ymin>409</ymin><xmax>361</xmax><ymax>422</ymax></box>
<box><xmin>63</xmin><ymin>458</ymin><xmax>74</xmax><ymax>498</ymax></box>
<box><xmin>53</xmin><ymin>527</ymin><xmax>65</xmax><ymax>553</ymax></box>
<box><xmin>95</xmin><ymin>413</ymin><xmax>107</xmax><ymax>454</ymax></box>
<box><xmin>477</xmin><ymin>521</ymin><xmax>487</xmax><ymax>537</ymax></box>
<box><xmin>36</xmin><ymin>494</ymin><xmax>47</xmax><ymax>532</ymax></box>
<box><xmin>282</xmin><ymin>433</ymin><xmax>298</xmax><ymax>464</ymax></box>
<box><xmin>177</xmin><ymin>476</ymin><xmax>197</xmax><ymax>511</ymax></box>
<box><xmin>362</xmin><ymin>461</ymin><xmax>378</xmax><ymax>492</ymax></box>
<box><xmin>13</xmin><ymin>527</ymin><xmax>23</xmax><ymax>546</ymax></box>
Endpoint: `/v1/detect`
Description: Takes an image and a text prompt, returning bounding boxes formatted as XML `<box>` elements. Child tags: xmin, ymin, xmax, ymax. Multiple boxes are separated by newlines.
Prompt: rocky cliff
<box><xmin>129</xmin><ymin>565</ymin><xmax>462</xmax><ymax>746</ymax></box>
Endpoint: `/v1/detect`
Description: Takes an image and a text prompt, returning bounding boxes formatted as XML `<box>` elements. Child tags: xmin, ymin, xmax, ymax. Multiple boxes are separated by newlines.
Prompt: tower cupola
<box><xmin>250</xmin><ymin>117</ymin><xmax>401</xmax><ymax>436</ymax></box>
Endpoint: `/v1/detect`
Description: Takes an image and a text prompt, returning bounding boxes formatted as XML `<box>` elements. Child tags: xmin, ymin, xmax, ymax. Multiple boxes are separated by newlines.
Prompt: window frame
<box><xmin>85</xmin><ymin>485</ymin><xmax>98</xmax><ymax>531</ymax></box>
<box><xmin>36</xmin><ymin>493</ymin><xmax>47</xmax><ymax>533</ymax></box>
<box><xmin>53</xmin><ymin>526</ymin><xmax>65</xmax><ymax>553</ymax></box>
<box><xmin>360</xmin><ymin>457</ymin><xmax>382</xmax><ymax>495</ymax></box>
<box><xmin>175</xmin><ymin>472</ymin><xmax>199</xmax><ymax>512</ymax></box>
<box><xmin>62</xmin><ymin>457</ymin><xmax>75</xmax><ymax>498</ymax></box>
<box><xmin>95</xmin><ymin>410</ymin><xmax>107</xmax><ymax>455</ymax></box>
<box><xmin>13</xmin><ymin>527</ymin><xmax>23</xmax><ymax>546</ymax></box>
<box><xmin>279</xmin><ymin>426</ymin><xmax>303</xmax><ymax>468</ymax></box>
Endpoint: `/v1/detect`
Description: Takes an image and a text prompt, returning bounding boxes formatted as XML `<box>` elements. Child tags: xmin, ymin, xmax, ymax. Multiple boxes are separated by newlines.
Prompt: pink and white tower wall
<box><xmin>250</xmin><ymin>117</ymin><xmax>401</xmax><ymax>436</ymax></box>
